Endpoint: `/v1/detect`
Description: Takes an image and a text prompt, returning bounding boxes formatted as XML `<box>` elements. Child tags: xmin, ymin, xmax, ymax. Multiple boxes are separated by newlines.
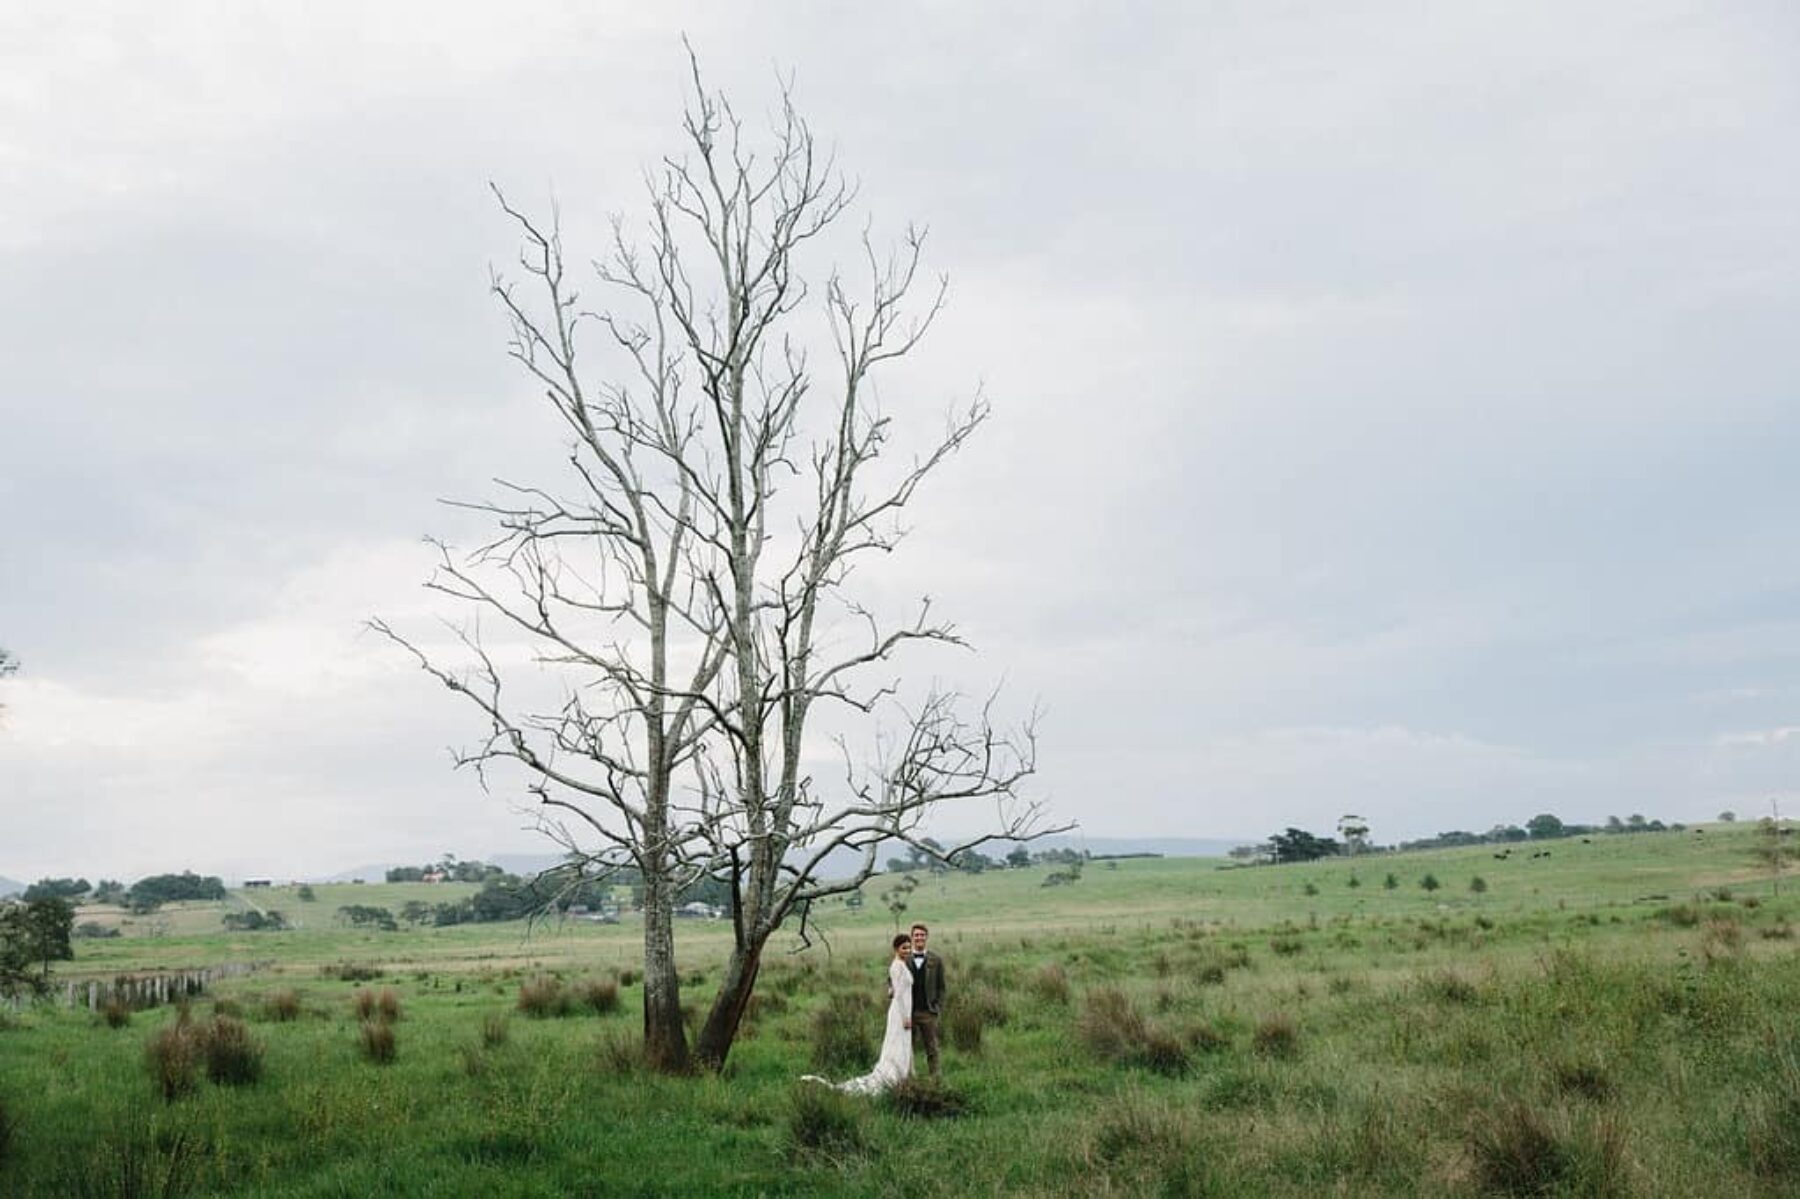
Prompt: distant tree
<box><xmin>296</xmin><ymin>884</ymin><xmax>317</xmax><ymax>902</ymax></box>
<box><xmin>222</xmin><ymin>910</ymin><xmax>287</xmax><ymax>932</ymax></box>
<box><xmin>1491</xmin><ymin>825</ymin><xmax>1529</xmax><ymax>843</ymax></box>
<box><xmin>1420</xmin><ymin>874</ymin><xmax>1441</xmax><ymax>893</ymax></box>
<box><xmin>1006</xmin><ymin>846</ymin><xmax>1032</xmax><ymax>869</ymax></box>
<box><xmin>1718</xmin><ymin>810</ymin><xmax>1737</xmax><ymax>824</ymax></box>
<box><xmin>93</xmin><ymin>880</ymin><xmax>126</xmax><ymax>906</ymax></box>
<box><xmin>1336</xmin><ymin>814</ymin><xmax>1371</xmax><ymax>855</ymax></box>
<box><xmin>1268</xmin><ymin>828</ymin><xmax>1341</xmax><ymax>864</ymax></box>
<box><xmin>1525</xmin><ymin>814</ymin><xmax>1565</xmax><ymax>840</ymax></box>
<box><xmin>400</xmin><ymin>900</ymin><xmax>434</xmax><ymax>925</ymax></box>
<box><xmin>337</xmin><ymin>904</ymin><xmax>398</xmax><ymax>931</ymax></box>
<box><xmin>1605</xmin><ymin>815</ymin><xmax>1625</xmax><ymax>833</ymax></box>
<box><xmin>0</xmin><ymin>647</ymin><xmax>16</xmax><ymax>718</ymax></box>
<box><xmin>22</xmin><ymin>878</ymin><xmax>91</xmax><ymax>903</ymax></box>
<box><xmin>0</xmin><ymin>897</ymin><xmax>74</xmax><ymax>995</ymax></box>
<box><xmin>880</xmin><ymin>874</ymin><xmax>920</xmax><ymax>925</ymax></box>
<box><xmin>126</xmin><ymin>872</ymin><xmax>227</xmax><ymax>912</ymax></box>
<box><xmin>1627</xmin><ymin>814</ymin><xmax>1648</xmax><ymax>830</ymax></box>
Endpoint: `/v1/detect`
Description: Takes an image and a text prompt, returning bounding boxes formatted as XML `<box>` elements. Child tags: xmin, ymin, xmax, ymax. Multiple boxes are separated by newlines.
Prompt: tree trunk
<box><xmin>693</xmin><ymin>934</ymin><xmax>765</xmax><ymax>1070</ymax></box>
<box><xmin>639</xmin><ymin>871</ymin><xmax>688</xmax><ymax>1072</ymax></box>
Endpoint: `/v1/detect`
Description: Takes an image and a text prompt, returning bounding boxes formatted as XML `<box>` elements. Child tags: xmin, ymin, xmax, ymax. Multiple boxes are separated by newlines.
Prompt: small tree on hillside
<box><xmin>1525</xmin><ymin>813</ymin><xmax>1565</xmax><ymax>840</ymax></box>
<box><xmin>1336</xmin><ymin>814</ymin><xmax>1371</xmax><ymax>855</ymax></box>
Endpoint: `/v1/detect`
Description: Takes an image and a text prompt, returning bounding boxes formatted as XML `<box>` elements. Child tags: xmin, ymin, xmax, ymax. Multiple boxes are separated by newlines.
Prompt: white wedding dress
<box><xmin>803</xmin><ymin>957</ymin><xmax>914</xmax><ymax>1095</ymax></box>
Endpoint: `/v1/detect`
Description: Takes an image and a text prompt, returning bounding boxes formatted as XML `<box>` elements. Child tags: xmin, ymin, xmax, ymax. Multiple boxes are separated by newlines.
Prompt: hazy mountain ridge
<box><xmin>322</xmin><ymin>837</ymin><xmax>1250</xmax><ymax>886</ymax></box>
<box><xmin>0</xmin><ymin>876</ymin><xmax>22</xmax><ymax>898</ymax></box>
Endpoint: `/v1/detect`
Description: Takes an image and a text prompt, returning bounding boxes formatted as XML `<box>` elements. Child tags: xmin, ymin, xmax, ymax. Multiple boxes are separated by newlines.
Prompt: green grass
<box><xmin>2</xmin><ymin>823</ymin><xmax>1797</xmax><ymax>1194</ymax></box>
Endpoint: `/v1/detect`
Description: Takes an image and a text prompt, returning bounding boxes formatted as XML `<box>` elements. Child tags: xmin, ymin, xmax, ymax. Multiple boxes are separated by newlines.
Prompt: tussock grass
<box><xmin>808</xmin><ymin>992</ymin><xmax>873</xmax><ymax>1073</ymax></box>
<box><xmin>262</xmin><ymin>988</ymin><xmax>302</xmax><ymax>1022</ymax></box>
<box><xmin>359</xmin><ymin>1019</ymin><xmax>397</xmax><ymax>1064</ymax></box>
<box><xmin>480</xmin><ymin>1012</ymin><xmax>509</xmax><ymax>1047</ymax></box>
<box><xmin>517</xmin><ymin>976</ymin><xmax>572</xmax><ymax>1019</ymax></box>
<box><xmin>100</xmin><ymin>995</ymin><xmax>132</xmax><ymax>1029</ymax></box>
<box><xmin>198</xmin><ymin>1014</ymin><xmax>264</xmax><ymax>1086</ymax></box>
<box><xmin>787</xmin><ymin>1083</ymin><xmax>866</xmax><ymax>1159</ymax></box>
<box><xmin>885</xmin><ymin>1076</ymin><xmax>969</xmax><ymax>1119</ymax></box>
<box><xmin>573</xmin><ymin>977</ymin><xmax>620</xmax><ymax>1015</ymax></box>
<box><xmin>144</xmin><ymin>1021</ymin><xmax>200</xmax><ymax>1101</ymax></box>
<box><xmin>1252</xmin><ymin>1012</ymin><xmax>1300</xmax><ymax>1059</ymax></box>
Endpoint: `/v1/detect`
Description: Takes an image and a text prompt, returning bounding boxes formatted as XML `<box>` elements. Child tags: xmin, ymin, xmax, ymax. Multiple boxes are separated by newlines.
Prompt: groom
<box><xmin>907</xmin><ymin>922</ymin><xmax>946</xmax><ymax>1078</ymax></box>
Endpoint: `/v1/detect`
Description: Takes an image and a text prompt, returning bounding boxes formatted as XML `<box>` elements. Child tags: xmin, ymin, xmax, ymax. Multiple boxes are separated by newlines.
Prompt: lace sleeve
<box><xmin>890</xmin><ymin>959</ymin><xmax>912</xmax><ymax>1008</ymax></box>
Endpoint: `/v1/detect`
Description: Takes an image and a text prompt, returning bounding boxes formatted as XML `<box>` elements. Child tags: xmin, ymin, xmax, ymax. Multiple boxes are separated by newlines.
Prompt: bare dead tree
<box><xmin>376</xmin><ymin>55</ymin><xmax>1060</xmax><ymax>1074</ymax></box>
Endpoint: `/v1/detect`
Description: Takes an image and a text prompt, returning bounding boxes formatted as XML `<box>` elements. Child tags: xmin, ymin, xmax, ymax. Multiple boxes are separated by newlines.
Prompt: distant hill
<box><xmin>327</xmin><ymin>836</ymin><xmax>1252</xmax><ymax>888</ymax></box>
<box><xmin>0</xmin><ymin>876</ymin><xmax>23</xmax><ymax>899</ymax></box>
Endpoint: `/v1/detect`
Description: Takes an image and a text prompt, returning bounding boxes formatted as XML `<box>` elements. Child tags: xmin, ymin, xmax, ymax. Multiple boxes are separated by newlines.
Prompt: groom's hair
<box><xmin>910</xmin><ymin>922</ymin><xmax>929</xmax><ymax>934</ymax></box>
<box><xmin>892</xmin><ymin>933</ymin><xmax>911</xmax><ymax>950</ymax></box>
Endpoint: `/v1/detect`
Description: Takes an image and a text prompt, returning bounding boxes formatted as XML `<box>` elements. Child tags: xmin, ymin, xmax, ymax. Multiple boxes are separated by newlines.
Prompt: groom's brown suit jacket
<box><xmin>908</xmin><ymin>951</ymin><xmax>946</xmax><ymax>1015</ymax></box>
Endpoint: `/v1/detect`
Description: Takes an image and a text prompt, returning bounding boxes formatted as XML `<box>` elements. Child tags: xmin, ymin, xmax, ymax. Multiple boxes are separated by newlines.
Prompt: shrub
<box><xmin>199</xmin><ymin>1015</ymin><xmax>264</xmax><ymax>1086</ymax></box>
<box><xmin>263</xmin><ymin>988</ymin><xmax>302</xmax><ymax>1022</ymax></box>
<box><xmin>480</xmin><ymin>1012</ymin><xmax>509</xmax><ymax>1047</ymax></box>
<box><xmin>788</xmin><ymin>1083</ymin><xmax>867</xmax><ymax>1158</ymax></box>
<box><xmin>1028</xmin><ymin>962</ymin><xmax>1071</xmax><ymax>1004</ymax></box>
<box><xmin>1470</xmin><ymin>876</ymin><xmax>1488</xmax><ymax>894</ymax></box>
<box><xmin>145</xmin><ymin>1022</ymin><xmax>200</xmax><ymax>1101</ymax></box>
<box><xmin>1420</xmin><ymin>874</ymin><xmax>1441</xmax><ymax>893</ymax></box>
<box><xmin>886</xmin><ymin>1076</ymin><xmax>969</xmax><ymax>1119</ymax></box>
<box><xmin>809</xmin><ymin>993</ymin><xmax>874</xmax><ymax>1072</ymax></box>
<box><xmin>1252</xmin><ymin>1012</ymin><xmax>1300</xmax><ymax>1059</ymax></box>
<box><xmin>101</xmin><ymin>995</ymin><xmax>132</xmax><ymax>1028</ymax></box>
<box><xmin>359</xmin><ymin>1019</ymin><xmax>397</xmax><ymax>1064</ymax></box>
<box><xmin>619</xmin><ymin>968</ymin><xmax>638</xmax><ymax>988</ymax></box>
<box><xmin>518</xmin><ymin>976</ymin><xmax>572</xmax><ymax>1019</ymax></box>
<box><xmin>574</xmin><ymin>977</ymin><xmax>620</xmax><ymax>1015</ymax></box>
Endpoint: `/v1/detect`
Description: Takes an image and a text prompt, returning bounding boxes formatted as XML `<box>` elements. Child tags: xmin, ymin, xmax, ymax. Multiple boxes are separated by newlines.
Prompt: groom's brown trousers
<box><xmin>912</xmin><ymin>1012</ymin><xmax>941</xmax><ymax>1077</ymax></box>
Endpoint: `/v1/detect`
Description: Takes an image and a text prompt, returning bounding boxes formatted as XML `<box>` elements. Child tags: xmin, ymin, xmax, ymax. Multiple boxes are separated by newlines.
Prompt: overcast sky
<box><xmin>3</xmin><ymin>2</ymin><xmax>1797</xmax><ymax>882</ymax></box>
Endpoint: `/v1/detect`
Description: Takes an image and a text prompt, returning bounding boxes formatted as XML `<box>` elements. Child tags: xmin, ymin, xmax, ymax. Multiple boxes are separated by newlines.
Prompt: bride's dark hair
<box><xmin>892</xmin><ymin>933</ymin><xmax>911</xmax><ymax>951</ymax></box>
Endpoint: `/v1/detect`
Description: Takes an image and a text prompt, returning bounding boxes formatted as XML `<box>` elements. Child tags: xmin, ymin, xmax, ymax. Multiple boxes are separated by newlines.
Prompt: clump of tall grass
<box><xmin>885</xmin><ymin>1076</ymin><xmax>969</xmax><ymax>1120</ymax></box>
<box><xmin>1077</xmin><ymin>987</ymin><xmax>1190</xmax><ymax>1075</ymax></box>
<box><xmin>517</xmin><ymin>976</ymin><xmax>573</xmax><ymax>1019</ymax></box>
<box><xmin>1463</xmin><ymin>1101</ymin><xmax>1630</xmax><ymax>1196</ymax></box>
<box><xmin>101</xmin><ymin>994</ymin><xmax>132</xmax><ymax>1028</ymax></box>
<box><xmin>199</xmin><ymin>1014</ymin><xmax>264</xmax><ymax>1086</ymax></box>
<box><xmin>945</xmin><ymin>1003</ymin><xmax>984</xmax><ymax>1053</ymax></box>
<box><xmin>1252</xmin><ymin>1012</ymin><xmax>1300</xmax><ymax>1059</ymax></box>
<box><xmin>0</xmin><ymin>1094</ymin><xmax>15</xmax><ymax>1166</ymax></box>
<box><xmin>1744</xmin><ymin>1055</ymin><xmax>1800</xmax><ymax>1181</ymax></box>
<box><xmin>351</xmin><ymin>986</ymin><xmax>401</xmax><ymax>1022</ymax></box>
<box><xmin>1419</xmin><ymin>968</ymin><xmax>1482</xmax><ymax>1005</ymax></box>
<box><xmin>1028</xmin><ymin>962</ymin><xmax>1071</xmax><ymax>1004</ymax></box>
<box><xmin>1078</xmin><ymin>987</ymin><xmax>1148</xmax><ymax>1064</ymax></box>
<box><xmin>595</xmin><ymin>1030</ymin><xmax>641</xmax><ymax>1076</ymax></box>
<box><xmin>262</xmin><ymin>988</ymin><xmax>302</xmax><ymax>1022</ymax></box>
<box><xmin>145</xmin><ymin>1021</ymin><xmax>200</xmax><ymax>1101</ymax></box>
<box><xmin>480</xmin><ymin>1012</ymin><xmax>509</xmax><ymax>1047</ymax></box>
<box><xmin>210</xmin><ymin>997</ymin><xmax>244</xmax><ymax>1020</ymax></box>
<box><xmin>787</xmin><ymin>1083</ymin><xmax>867</xmax><ymax>1159</ymax></box>
<box><xmin>573</xmin><ymin>977</ymin><xmax>620</xmax><ymax>1015</ymax></box>
<box><xmin>359</xmin><ymin>1019</ymin><xmax>397</xmax><ymax>1064</ymax></box>
<box><xmin>1551</xmin><ymin>1057</ymin><xmax>1616</xmax><ymax>1103</ymax></box>
<box><xmin>808</xmin><ymin>993</ymin><xmax>873</xmax><ymax>1072</ymax></box>
<box><xmin>50</xmin><ymin>1115</ymin><xmax>199</xmax><ymax>1198</ymax></box>
<box><xmin>321</xmin><ymin>961</ymin><xmax>383</xmax><ymax>982</ymax></box>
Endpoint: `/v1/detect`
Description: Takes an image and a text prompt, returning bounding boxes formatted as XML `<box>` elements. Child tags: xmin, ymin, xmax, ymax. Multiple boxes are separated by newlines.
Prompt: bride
<box><xmin>802</xmin><ymin>934</ymin><xmax>914</xmax><ymax>1094</ymax></box>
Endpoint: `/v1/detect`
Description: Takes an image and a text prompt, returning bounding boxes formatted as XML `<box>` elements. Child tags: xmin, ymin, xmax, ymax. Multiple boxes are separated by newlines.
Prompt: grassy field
<box><xmin>3</xmin><ymin>823</ymin><xmax>1799</xmax><ymax>1195</ymax></box>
